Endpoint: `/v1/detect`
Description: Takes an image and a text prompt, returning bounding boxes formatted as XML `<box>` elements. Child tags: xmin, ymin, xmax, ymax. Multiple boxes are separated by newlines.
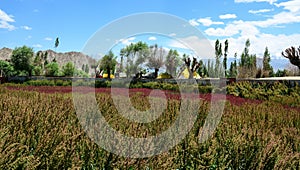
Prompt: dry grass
<box><xmin>0</xmin><ymin>86</ymin><xmax>299</xmax><ymax>169</ymax></box>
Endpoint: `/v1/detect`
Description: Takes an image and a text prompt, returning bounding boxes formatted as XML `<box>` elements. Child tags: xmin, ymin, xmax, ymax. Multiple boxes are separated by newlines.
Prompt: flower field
<box><xmin>0</xmin><ymin>82</ymin><xmax>299</xmax><ymax>169</ymax></box>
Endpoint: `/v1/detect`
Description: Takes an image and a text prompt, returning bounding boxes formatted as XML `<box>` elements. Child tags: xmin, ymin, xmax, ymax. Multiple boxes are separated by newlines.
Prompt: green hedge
<box><xmin>24</xmin><ymin>79</ymin><xmax>72</xmax><ymax>86</ymax></box>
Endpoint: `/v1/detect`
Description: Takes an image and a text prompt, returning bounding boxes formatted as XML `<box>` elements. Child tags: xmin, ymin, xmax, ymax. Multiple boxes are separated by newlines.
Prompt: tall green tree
<box><xmin>223</xmin><ymin>39</ymin><xmax>229</xmax><ymax>77</ymax></box>
<box><xmin>262</xmin><ymin>47</ymin><xmax>273</xmax><ymax>77</ymax></box>
<box><xmin>215</xmin><ymin>39</ymin><xmax>223</xmax><ymax>77</ymax></box>
<box><xmin>119</xmin><ymin>48</ymin><xmax>126</xmax><ymax>72</ymax></box>
<box><xmin>228</xmin><ymin>53</ymin><xmax>238</xmax><ymax>78</ymax></box>
<box><xmin>11</xmin><ymin>46</ymin><xmax>34</xmax><ymax>76</ymax></box>
<box><xmin>238</xmin><ymin>39</ymin><xmax>257</xmax><ymax>78</ymax></box>
<box><xmin>197</xmin><ymin>59</ymin><xmax>208</xmax><ymax>78</ymax></box>
<box><xmin>206</xmin><ymin>59</ymin><xmax>216</xmax><ymax>78</ymax></box>
<box><xmin>84</xmin><ymin>64</ymin><xmax>89</xmax><ymax>74</ymax></box>
<box><xmin>165</xmin><ymin>49</ymin><xmax>180</xmax><ymax>77</ymax></box>
<box><xmin>99</xmin><ymin>51</ymin><xmax>117</xmax><ymax>79</ymax></box>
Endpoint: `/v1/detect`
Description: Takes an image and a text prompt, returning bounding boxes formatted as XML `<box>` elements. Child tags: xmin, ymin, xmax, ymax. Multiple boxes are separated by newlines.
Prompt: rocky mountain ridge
<box><xmin>0</xmin><ymin>47</ymin><xmax>97</xmax><ymax>75</ymax></box>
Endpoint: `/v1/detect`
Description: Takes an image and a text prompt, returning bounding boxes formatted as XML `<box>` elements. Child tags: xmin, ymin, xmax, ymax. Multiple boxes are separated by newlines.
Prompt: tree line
<box><xmin>1</xmin><ymin>38</ymin><xmax>299</xmax><ymax>79</ymax></box>
<box><xmin>98</xmin><ymin>38</ymin><xmax>299</xmax><ymax>79</ymax></box>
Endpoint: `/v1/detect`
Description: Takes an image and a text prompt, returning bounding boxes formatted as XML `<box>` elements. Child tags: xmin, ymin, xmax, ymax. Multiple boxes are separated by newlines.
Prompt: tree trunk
<box><xmin>188</xmin><ymin>69</ymin><xmax>193</xmax><ymax>79</ymax></box>
<box><xmin>154</xmin><ymin>68</ymin><xmax>159</xmax><ymax>79</ymax></box>
<box><xmin>107</xmin><ymin>67</ymin><xmax>111</xmax><ymax>79</ymax></box>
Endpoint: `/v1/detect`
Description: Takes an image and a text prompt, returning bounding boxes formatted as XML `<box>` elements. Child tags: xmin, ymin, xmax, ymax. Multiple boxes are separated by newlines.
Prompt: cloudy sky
<box><xmin>0</xmin><ymin>0</ymin><xmax>299</xmax><ymax>60</ymax></box>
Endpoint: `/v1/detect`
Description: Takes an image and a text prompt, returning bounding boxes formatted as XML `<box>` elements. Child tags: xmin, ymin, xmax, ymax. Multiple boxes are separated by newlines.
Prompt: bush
<box><xmin>95</xmin><ymin>80</ymin><xmax>111</xmax><ymax>88</ymax></box>
<box><xmin>227</xmin><ymin>81</ymin><xmax>300</xmax><ymax>106</ymax></box>
<box><xmin>24</xmin><ymin>79</ymin><xmax>72</xmax><ymax>86</ymax></box>
<box><xmin>25</xmin><ymin>79</ymin><xmax>55</xmax><ymax>86</ymax></box>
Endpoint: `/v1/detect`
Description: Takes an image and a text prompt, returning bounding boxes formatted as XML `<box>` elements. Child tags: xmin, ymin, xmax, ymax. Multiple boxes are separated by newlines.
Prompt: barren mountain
<box><xmin>0</xmin><ymin>47</ymin><xmax>13</xmax><ymax>61</ymax></box>
<box><xmin>43</xmin><ymin>50</ymin><xmax>97</xmax><ymax>74</ymax></box>
<box><xmin>0</xmin><ymin>47</ymin><xmax>97</xmax><ymax>75</ymax></box>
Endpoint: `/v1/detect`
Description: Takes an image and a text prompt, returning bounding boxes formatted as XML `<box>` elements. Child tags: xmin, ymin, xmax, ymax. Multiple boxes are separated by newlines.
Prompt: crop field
<box><xmin>0</xmin><ymin>82</ymin><xmax>299</xmax><ymax>169</ymax></box>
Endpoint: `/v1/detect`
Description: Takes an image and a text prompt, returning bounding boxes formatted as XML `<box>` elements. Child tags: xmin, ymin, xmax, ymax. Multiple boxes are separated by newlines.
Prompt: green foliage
<box><xmin>62</xmin><ymin>62</ymin><xmax>75</xmax><ymax>77</ymax></box>
<box><xmin>227</xmin><ymin>81</ymin><xmax>300</xmax><ymax>106</ymax></box>
<box><xmin>45</xmin><ymin>62</ymin><xmax>60</xmax><ymax>77</ymax></box>
<box><xmin>197</xmin><ymin>60</ymin><xmax>208</xmax><ymax>78</ymax></box>
<box><xmin>95</xmin><ymin>80</ymin><xmax>111</xmax><ymax>88</ymax></box>
<box><xmin>223</xmin><ymin>39</ymin><xmax>229</xmax><ymax>77</ymax></box>
<box><xmin>262</xmin><ymin>47</ymin><xmax>274</xmax><ymax>77</ymax></box>
<box><xmin>75</xmin><ymin>70</ymin><xmax>89</xmax><ymax>78</ymax></box>
<box><xmin>82</xmin><ymin>64</ymin><xmax>89</xmax><ymax>74</ymax></box>
<box><xmin>33</xmin><ymin>66</ymin><xmax>42</xmax><ymax>76</ymax></box>
<box><xmin>214</xmin><ymin>39</ymin><xmax>223</xmax><ymax>77</ymax></box>
<box><xmin>0</xmin><ymin>60</ymin><xmax>16</xmax><ymax>77</ymax></box>
<box><xmin>228</xmin><ymin>53</ymin><xmax>238</xmax><ymax>78</ymax></box>
<box><xmin>275</xmin><ymin>69</ymin><xmax>288</xmax><ymax>77</ymax></box>
<box><xmin>33</xmin><ymin>51</ymin><xmax>44</xmax><ymax>67</ymax></box>
<box><xmin>24</xmin><ymin>79</ymin><xmax>72</xmax><ymax>86</ymax></box>
<box><xmin>99</xmin><ymin>51</ymin><xmax>117</xmax><ymax>79</ymax></box>
<box><xmin>158</xmin><ymin>72</ymin><xmax>173</xmax><ymax>79</ymax></box>
<box><xmin>10</xmin><ymin>46</ymin><xmax>34</xmax><ymax>76</ymax></box>
<box><xmin>238</xmin><ymin>39</ymin><xmax>257</xmax><ymax>78</ymax></box>
<box><xmin>165</xmin><ymin>49</ymin><xmax>181</xmax><ymax>77</ymax></box>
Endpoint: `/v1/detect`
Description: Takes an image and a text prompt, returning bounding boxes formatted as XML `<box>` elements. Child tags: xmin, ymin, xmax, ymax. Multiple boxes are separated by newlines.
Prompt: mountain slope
<box><xmin>0</xmin><ymin>47</ymin><xmax>97</xmax><ymax>75</ymax></box>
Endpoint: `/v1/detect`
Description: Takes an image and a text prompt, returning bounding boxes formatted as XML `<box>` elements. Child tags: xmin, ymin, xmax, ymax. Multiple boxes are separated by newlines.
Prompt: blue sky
<box><xmin>1</xmin><ymin>0</ymin><xmax>299</xmax><ymax>61</ymax></box>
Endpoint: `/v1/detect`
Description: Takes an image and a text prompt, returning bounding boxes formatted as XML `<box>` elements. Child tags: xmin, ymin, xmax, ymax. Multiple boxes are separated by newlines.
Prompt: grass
<box><xmin>0</xmin><ymin>84</ymin><xmax>299</xmax><ymax>169</ymax></box>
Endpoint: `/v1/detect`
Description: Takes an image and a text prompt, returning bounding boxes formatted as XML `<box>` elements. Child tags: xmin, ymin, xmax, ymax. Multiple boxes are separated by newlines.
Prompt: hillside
<box><xmin>0</xmin><ymin>47</ymin><xmax>97</xmax><ymax>75</ymax></box>
<box><xmin>0</xmin><ymin>47</ymin><xmax>13</xmax><ymax>61</ymax></box>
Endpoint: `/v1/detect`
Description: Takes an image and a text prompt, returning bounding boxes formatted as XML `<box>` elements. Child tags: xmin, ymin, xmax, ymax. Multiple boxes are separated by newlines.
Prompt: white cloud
<box><xmin>168</xmin><ymin>36</ymin><xmax>214</xmax><ymax>58</ymax></box>
<box><xmin>219</xmin><ymin>14</ymin><xmax>237</xmax><ymax>19</ymax></box>
<box><xmin>44</xmin><ymin>37</ymin><xmax>53</xmax><ymax>41</ymax></box>
<box><xmin>197</xmin><ymin>17</ymin><xmax>224</xmax><ymax>27</ymax></box>
<box><xmin>205</xmin><ymin>26</ymin><xmax>239</xmax><ymax>37</ymax></box>
<box><xmin>148</xmin><ymin>36</ymin><xmax>157</xmax><ymax>41</ymax></box>
<box><xmin>168</xmin><ymin>40</ymin><xmax>189</xmax><ymax>50</ymax></box>
<box><xmin>249</xmin><ymin>8</ymin><xmax>273</xmax><ymax>14</ymax></box>
<box><xmin>118</xmin><ymin>37</ymin><xmax>136</xmax><ymax>46</ymax></box>
<box><xmin>251</xmin><ymin>12</ymin><xmax>300</xmax><ymax>27</ymax></box>
<box><xmin>205</xmin><ymin>20</ymin><xmax>260</xmax><ymax>37</ymax></box>
<box><xmin>189</xmin><ymin>19</ymin><xmax>199</xmax><ymax>26</ymax></box>
<box><xmin>234</xmin><ymin>0</ymin><xmax>277</xmax><ymax>4</ymax></box>
<box><xmin>275</xmin><ymin>0</ymin><xmax>300</xmax><ymax>13</ymax></box>
<box><xmin>0</xmin><ymin>9</ymin><xmax>16</xmax><ymax>31</ymax></box>
<box><xmin>33</xmin><ymin>44</ymin><xmax>42</xmax><ymax>48</ymax></box>
<box><xmin>0</xmin><ymin>9</ymin><xmax>14</xmax><ymax>22</ymax></box>
<box><xmin>21</xmin><ymin>26</ymin><xmax>32</xmax><ymax>30</ymax></box>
